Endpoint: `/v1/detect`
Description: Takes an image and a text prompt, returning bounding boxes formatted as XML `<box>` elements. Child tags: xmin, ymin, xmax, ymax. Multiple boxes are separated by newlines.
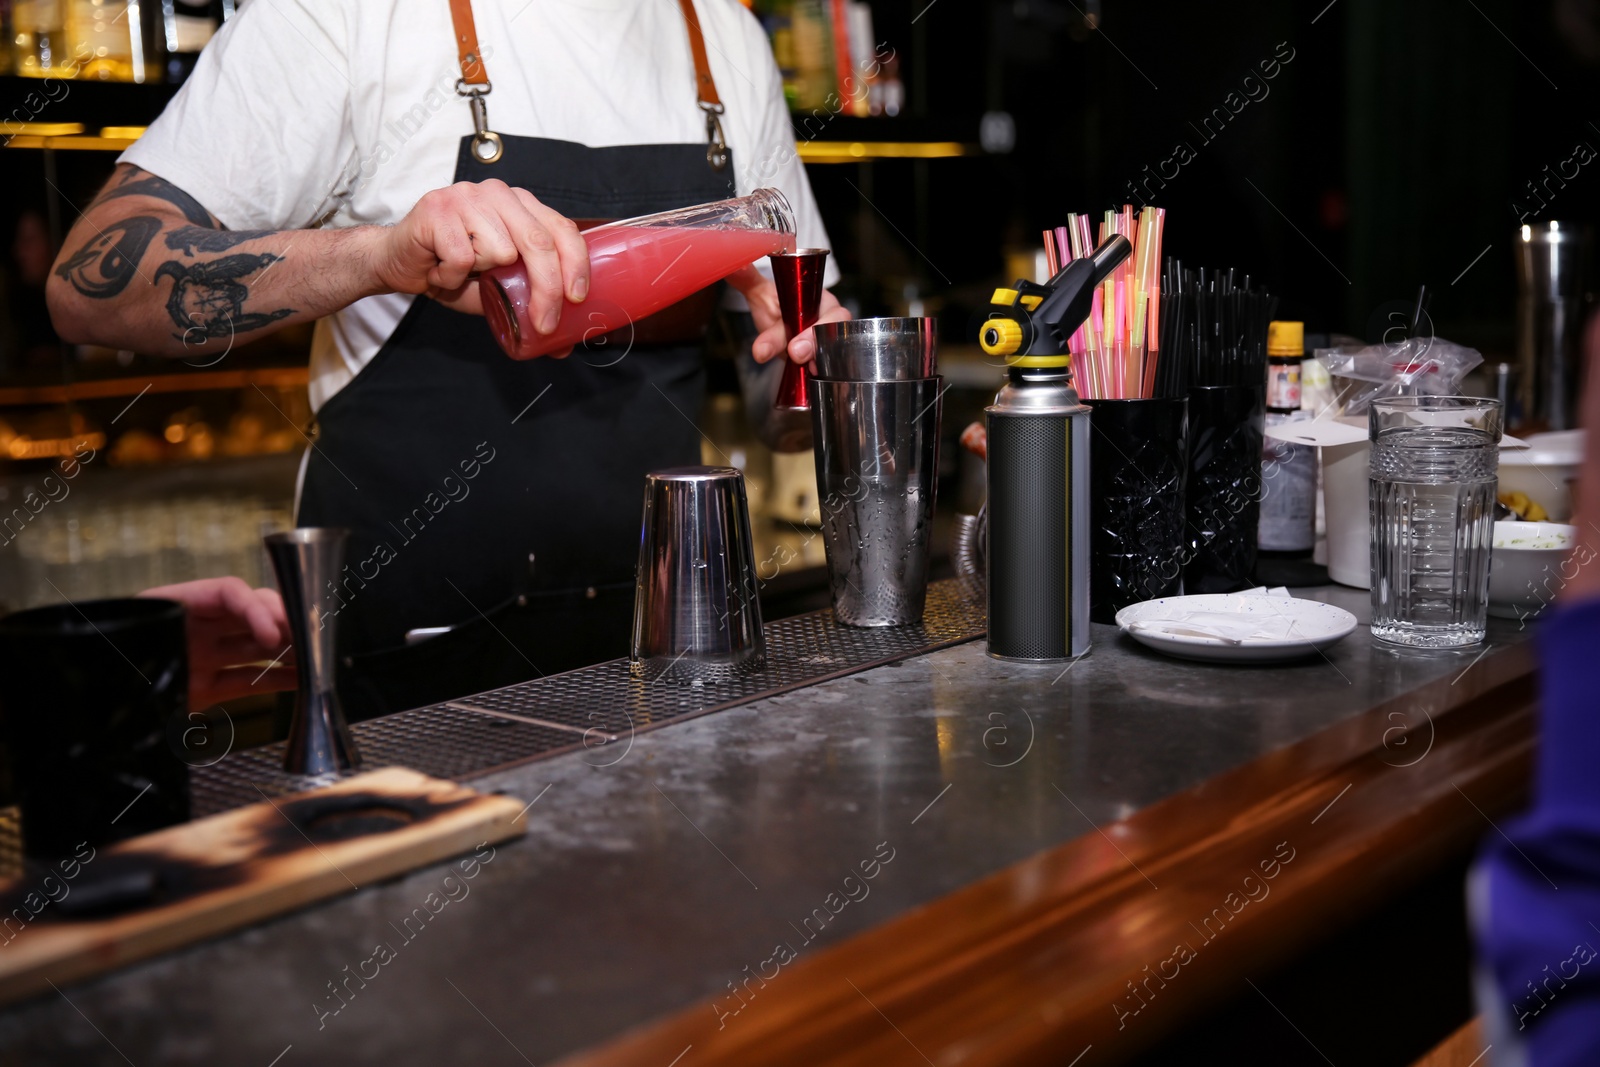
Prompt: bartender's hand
<box><xmin>139</xmin><ymin>577</ymin><xmax>297</xmax><ymax>711</ymax></box>
<box><xmin>727</xmin><ymin>266</ymin><xmax>850</xmax><ymax>364</ymax></box>
<box><xmin>371</xmin><ymin>179</ymin><xmax>590</xmax><ymax>331</ymax></box>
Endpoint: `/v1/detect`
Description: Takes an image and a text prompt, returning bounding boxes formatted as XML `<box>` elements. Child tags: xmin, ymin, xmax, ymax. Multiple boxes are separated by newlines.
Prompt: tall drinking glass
<box><xmin>1369</xmin><ymin>396</ymin><xmax>1501</xmax><ymax>647</ymax></box>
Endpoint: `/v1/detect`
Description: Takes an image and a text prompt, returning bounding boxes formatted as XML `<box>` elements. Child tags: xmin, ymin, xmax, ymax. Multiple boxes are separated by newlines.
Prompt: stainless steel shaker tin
<box><xmin>811</xmin><ymin>317</ymin><xmax>938</xmax><ymax>381</ymax></box>
<box><xmin>630</xmin><ymin>466</ymin><xmax>766</xmax><ymax>682</ymax></box>
<box><xmin>808</xmin><ymin>376</ymin><xmax>942</xmax><ymax>627</ymax></box>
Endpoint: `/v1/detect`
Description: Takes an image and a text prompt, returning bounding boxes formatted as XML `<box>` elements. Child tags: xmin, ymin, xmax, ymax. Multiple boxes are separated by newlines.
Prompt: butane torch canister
<box><xmin>979</xmin><ymin>235</ymin><xmax>1132</xmax><ymax>661</ymax></box>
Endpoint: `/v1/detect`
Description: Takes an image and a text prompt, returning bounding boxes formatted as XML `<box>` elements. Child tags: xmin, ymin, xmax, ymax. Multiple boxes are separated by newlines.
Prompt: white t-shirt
<box><xmin>123</xmin><ymin>0</ymin><xmax>835</xmax><ymax>410</ymax></box>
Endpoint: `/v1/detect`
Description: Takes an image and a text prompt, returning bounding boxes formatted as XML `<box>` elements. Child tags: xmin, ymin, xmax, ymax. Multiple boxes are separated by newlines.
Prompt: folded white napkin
<box><xmin>1125</xmin><ymin>590</ymin><xmax>1301</xmax><ymax>644</ymax></box>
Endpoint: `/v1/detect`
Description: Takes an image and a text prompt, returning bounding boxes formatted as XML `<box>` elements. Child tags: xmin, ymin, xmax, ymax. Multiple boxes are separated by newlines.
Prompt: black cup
<box><xmin>0</xmin><ymin>598</ymin><xmax>190</xmax><ymax>858</ymax></box>
<box><xmin>1184</xmin><ymin>385</ymin><xmax>1266</xmax><ymax>594</ymax></box>
<box><xmin>1089</xmin><ymin>398</ymin><xmax>1189</xmax><ymax>623</ymax></box>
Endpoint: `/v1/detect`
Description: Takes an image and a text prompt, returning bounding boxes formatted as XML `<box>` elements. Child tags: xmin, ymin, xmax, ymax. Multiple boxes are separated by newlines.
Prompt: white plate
<box><xmin>1115</xmin><ymin>594</ymin><xmax>1359</xmax><ymax>664</ymax></box>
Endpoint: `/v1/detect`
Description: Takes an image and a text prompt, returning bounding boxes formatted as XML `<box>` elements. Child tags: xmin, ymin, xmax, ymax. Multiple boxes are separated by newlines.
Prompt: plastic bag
<box><xmin>1314</xmin><ymin>337</ymin><xmax>1483</xmax><ymax>416</ymax></box>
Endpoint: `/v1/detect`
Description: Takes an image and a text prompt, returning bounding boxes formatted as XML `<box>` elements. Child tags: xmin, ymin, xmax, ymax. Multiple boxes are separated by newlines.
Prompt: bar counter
<box><xmin>0</xmin><ymin>584</ymin><xmax>1537</xmax><ymax>1065</ymax></box>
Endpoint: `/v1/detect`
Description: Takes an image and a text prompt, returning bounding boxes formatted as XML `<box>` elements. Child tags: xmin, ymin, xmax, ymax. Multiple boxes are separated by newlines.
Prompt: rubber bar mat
<box><xmin>190</xmin><ymin>577</ymin><xmax>985</xmax><ymax>817</ymax></box>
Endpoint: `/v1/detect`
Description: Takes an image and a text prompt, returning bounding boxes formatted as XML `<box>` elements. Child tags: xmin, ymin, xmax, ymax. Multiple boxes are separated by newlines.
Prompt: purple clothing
<box><xmin>1473</xmin><ymin>598</ymin><xmax>1600</xmax><ymax>1067</ymax></box>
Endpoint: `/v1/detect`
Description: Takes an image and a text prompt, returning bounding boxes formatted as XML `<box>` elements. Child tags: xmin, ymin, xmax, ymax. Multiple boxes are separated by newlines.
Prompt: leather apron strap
<box><xmin>446</xmin><ymin>0</ymin><xmax>730</xmax><ymax>170</ymax></box>
<box><xmin>449</xmin><ymin>0</ymin><xmax>488</xmax><ymax>84</ymax></box>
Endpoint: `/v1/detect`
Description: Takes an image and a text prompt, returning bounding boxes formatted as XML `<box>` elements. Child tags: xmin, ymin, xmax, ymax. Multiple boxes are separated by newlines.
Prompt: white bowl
<box><xmin>1499</xmin><ymin>430</ymin><xmax>1583</xmax><ymax>521</ymax></box>
<box><xmin>1488</xmin><ymin>520</ymin><xmax>1577</xmax><ymax>620</ymax></box>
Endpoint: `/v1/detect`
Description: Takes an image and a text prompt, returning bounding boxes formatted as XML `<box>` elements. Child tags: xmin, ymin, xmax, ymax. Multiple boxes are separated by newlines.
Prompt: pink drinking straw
<box><xmin>1090</xmin><ymin>287</ymin><xmax>1108</xmax><ymax>397</ymax></box>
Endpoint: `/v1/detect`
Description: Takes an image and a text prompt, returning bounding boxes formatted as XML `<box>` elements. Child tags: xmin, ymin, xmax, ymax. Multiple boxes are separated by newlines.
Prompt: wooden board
<box><xmin>0</xmin><ymin>767</ymin><xmax>526</xmax><ymax>1005</ymax></box>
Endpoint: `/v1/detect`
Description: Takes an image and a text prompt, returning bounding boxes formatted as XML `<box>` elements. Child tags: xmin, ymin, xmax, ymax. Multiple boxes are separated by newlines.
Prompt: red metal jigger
<box><xmin>770</xmin><ymin>248</ymin><xmax>830</xmax><ymax>411</ymax></box>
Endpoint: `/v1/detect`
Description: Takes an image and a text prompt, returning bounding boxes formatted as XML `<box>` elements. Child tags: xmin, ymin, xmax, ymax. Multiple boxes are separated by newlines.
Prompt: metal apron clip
<box><xmin>701</xmin><ymin>101</ymin><xmax>728</xmax><ymax>172</ymax></box>
<box><xmin>457</xmin><ymin>73</ymin><xmax>503</xmax><ymax>164</ymax></box>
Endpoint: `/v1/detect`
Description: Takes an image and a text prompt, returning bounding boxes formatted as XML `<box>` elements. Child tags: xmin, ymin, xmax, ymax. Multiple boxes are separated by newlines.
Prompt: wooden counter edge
<box><xmin>552</xmin><ymin>640</ymin><xmax>1538</xmax><ymax>1067</ymax></box>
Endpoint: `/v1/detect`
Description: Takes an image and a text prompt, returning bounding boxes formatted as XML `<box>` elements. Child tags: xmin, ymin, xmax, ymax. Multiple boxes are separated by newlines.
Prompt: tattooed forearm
<box><xmin>94</xmin><ymin>172</ymin><xmax>214</xmax><ymax>227</ymax></box>
<box><xmin>153</xmin><ymin>253</ymin><xmax>297</xmax><ymax>339</ymax></box>
<box><xmin>164</xmin><ymin>226</ymin><xmax>283</xmax><ymax>255</ymax></box>
<box><xmin>47</xmin><ymin>162</ymin><xmax>382</xmax><ymax>356</ymax></box>
<box><xmin>54</xmin><ymin>216</ymin><xmax>162</xmax><ymax>298</ymax></box>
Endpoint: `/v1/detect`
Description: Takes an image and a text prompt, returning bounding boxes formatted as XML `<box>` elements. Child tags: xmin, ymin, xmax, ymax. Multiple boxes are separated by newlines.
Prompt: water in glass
<box><xmin>1369</xmin><ymin>397</ymin><xmax>1501</xmax><ymax>647</ymax></box>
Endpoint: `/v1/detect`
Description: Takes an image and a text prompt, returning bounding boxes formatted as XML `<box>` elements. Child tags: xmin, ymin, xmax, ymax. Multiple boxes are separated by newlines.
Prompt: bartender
<box><xmin>45</xmin><ymin>0</ymin><xmax>848</xmax><ymax>717</ymax></box>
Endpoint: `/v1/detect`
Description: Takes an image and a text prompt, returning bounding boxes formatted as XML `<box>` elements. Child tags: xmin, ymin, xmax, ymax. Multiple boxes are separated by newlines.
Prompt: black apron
<box><xmin>299</xmin><ymin>98</ymin><xmax>735</xmax><ymax>720</ymax></box>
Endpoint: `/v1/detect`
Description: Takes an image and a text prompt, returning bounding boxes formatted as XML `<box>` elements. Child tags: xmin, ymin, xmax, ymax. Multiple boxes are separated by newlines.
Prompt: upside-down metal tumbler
<box><xmin>631</xmin><ymin>466</ymin><xmax>766</xmax><ymax>682</ymax></box>
<box><xmin>807</xmin><ymin>376</ymin><xmax>943</xmax><ymax>627</ymax></box>
<box><xmin>265</xmin><ymin>528</ymin><xmax>361</xmax><ymax>776</ymax></box>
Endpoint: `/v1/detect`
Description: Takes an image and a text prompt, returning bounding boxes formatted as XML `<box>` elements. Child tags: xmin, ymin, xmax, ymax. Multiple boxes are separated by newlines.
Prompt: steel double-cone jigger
<box><xmin>265</xmin><ymin>528</ymin><xmax>361</xmax><ymax>776</ymax></box>
<box><xmin>770</xmin><ymin>248</ymin><xmax>830</xmax><ymax>412</ymax></box>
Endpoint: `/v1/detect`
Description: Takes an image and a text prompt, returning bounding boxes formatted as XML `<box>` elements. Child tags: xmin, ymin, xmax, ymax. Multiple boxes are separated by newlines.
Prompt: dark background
<box><xmin>804</xmin><ymin>0</ymin><xmax>1600</xmax><ymax>356</ymax></box>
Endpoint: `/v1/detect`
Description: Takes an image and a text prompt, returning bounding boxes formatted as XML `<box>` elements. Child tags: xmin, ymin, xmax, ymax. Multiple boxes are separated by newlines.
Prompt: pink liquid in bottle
<box><xmin>484</xmin><ymin>224</ymin><xmax>797</xmax><ymax>359</ymax></box>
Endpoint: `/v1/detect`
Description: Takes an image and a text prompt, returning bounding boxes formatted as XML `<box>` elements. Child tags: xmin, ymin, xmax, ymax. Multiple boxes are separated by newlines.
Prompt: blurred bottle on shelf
<box><xmin>151</xmin><ymin>0</ymin><xmax>223</xmax><ymax>84</ymax></box>
<box><xmin>790</xmin><ymin>0</ymin><xmax>833</xmax><ymax>111</ymax></box>
<box><xmin>755</xmin><ymin>0</ymin><xmax>886</xmax><ymax>116</ymax></box>
<box><xmin>871</xmin><ymin>53</ymin><xmax>902</xmax><ymax>117</ymax></box>
<box><xmin>841</xmin><ymin>1</ymin><xmax>873</xmax><ymax>117</ymax></box>
<box><xmin>12</xmin><ymin>0</ymin><xmax>67</xmax><ymax>77</ymax></box>
<box><xmin>758</xmin><ymin>0</ymin><xmax>800</xmax><ymax>109</ymax></box>
<box><xmin>65</xmin><ymin>0</ymin><xmax>141</xmax><ymax>81</ymax></box>
<box><xmin>11</xmin><ymin>0</ymin><xmax>234</xmax><ymax>80</ymax></box>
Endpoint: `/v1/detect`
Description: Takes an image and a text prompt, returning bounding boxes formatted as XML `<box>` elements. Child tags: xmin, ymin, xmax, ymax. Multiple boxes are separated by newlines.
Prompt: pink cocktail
<box><xmin>483</xmin><ymin>189</ymin><xmax>797</xmax><ymax>360</ymax></box>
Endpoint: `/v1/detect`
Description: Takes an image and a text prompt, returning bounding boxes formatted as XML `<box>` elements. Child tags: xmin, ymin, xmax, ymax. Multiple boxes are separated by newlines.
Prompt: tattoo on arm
<box><xmin>165</xmin><ymin>226</ymin><xmax>282</xmax><ymax>255</ymax></box>
<box><xmin>153</xmin><ymin>253</ymin><xmax>297</xmax><ymax>339</ymax></box>
<box><xmin>95</xmin><ymin>173</ymin><xmax>215</xmax><ymax>227</ymax></box>
<box><xmin>55</xmin><ymin>216</ymin><xmax>162</xmax><ymax>298</ymax></box>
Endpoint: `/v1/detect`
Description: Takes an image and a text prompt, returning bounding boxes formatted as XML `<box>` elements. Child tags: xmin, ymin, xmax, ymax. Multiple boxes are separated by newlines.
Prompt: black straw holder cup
<box><xmin>0</xmin><ymin>598</ymin><xmax>191</xmax><ymax>858</ymax></box>
<box><xmin>1088</xmin><ymin>397</ymin><xmax>1189</xmax><ymax>623</ymax></box>
<box><xmin>1183</xmin><ymin>385</ymin><xmax>1265</xmax><ymax>594</ymax></box>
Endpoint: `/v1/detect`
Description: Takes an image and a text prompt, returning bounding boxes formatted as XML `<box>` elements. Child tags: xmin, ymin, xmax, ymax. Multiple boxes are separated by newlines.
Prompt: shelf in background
<box><xmin>3</xmin><ymin>122</ymin><xmax>144</xmax><ymax>151</ymax></box>
<box><xmin>5</xmin><ymin>125</ymin><xmax>978</xmax><ymax>162</ymax></box>
<box><xmin>796</xmin><ymin>140</ymin><xmax>976</xmax><ymax>162</ymax></box>
<box><xmin>0</xmin><ymin>366</ymin><xmax>308</xmax><ymax>407</ymax></box>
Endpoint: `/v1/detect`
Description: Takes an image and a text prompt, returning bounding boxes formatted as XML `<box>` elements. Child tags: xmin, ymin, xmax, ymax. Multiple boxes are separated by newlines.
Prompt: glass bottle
<box><xmin>1258</xmin><ymin>320</ymin><xmax>1316</xmax><ymax>556</ymax></box>
<box><xmin>154</xmin><ymin>0</ymin><xmax>218</xmax><ymax>83</ymax></box>
<box><xmin>66</xmin><ymin>0</ymin><xmax>138</xmax><ymax>80</ymax></box>
<box><xmin>12</xmin><ymin>0</ymin><xmax>66</xmax><ymax>77</ymax></box>
<box><xmin>482</xmin><ymin>188</ymin><xmax>798</xmax><ymax>360</ymax></box>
